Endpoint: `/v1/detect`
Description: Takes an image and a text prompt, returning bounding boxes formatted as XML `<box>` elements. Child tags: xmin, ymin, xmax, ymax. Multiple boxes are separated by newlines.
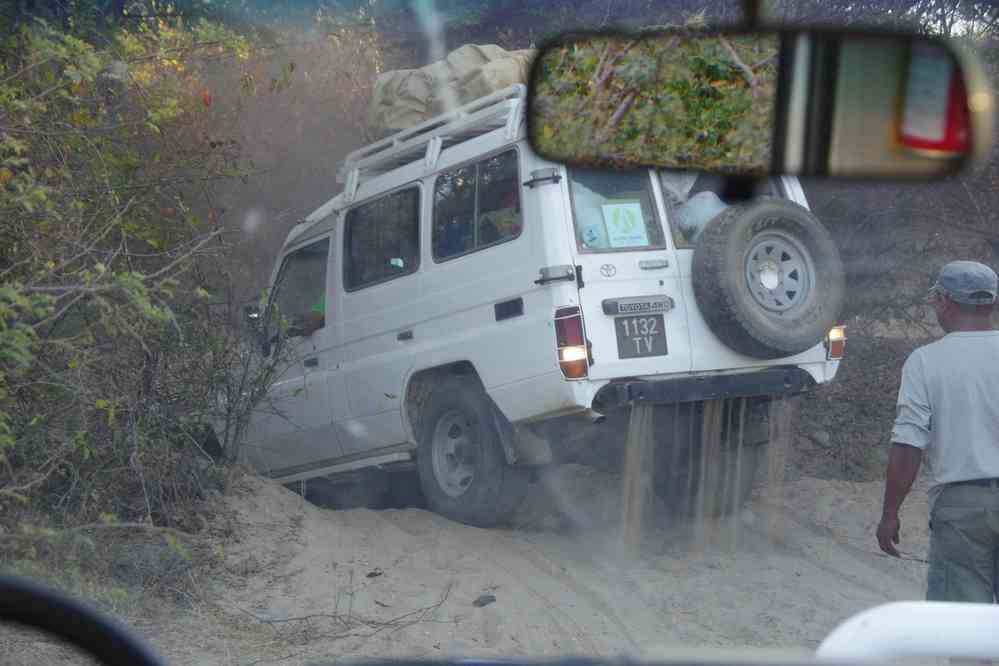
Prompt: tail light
<box><xmin>555</xmin><ymin>306</ymin><xmax>588</xmax><ymax>379</ymax></box>
<box><xmin>825</xmin><ymin>325</ymin><xmax>846</xmax><ymax>360</ymax></box>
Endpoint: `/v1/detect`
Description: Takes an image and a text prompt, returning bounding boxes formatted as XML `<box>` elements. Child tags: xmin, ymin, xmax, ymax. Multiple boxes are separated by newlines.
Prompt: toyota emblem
<box><xmin>599</xmin><ymin>264</ymin><xmax>617</xmax><ymax>278</ymax></box>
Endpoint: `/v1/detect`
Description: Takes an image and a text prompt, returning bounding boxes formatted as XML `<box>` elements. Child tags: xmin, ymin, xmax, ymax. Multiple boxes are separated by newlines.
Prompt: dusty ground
<box><xmin>2</xmin><ymin>459</ymin><xmax>930</xmax><ymax>666</ymax></box>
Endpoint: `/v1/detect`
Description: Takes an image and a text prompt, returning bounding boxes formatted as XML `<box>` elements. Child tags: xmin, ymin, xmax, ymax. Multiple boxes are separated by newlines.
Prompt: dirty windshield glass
<box><xmin>569</xmin><ymin>168</ymin><xmax>665</xmax><ymax>251</ymax></box>
<box><xmin>4</xmin><ymin>1</ymin><xmax>999</xmax><ymax>665</ymax></box>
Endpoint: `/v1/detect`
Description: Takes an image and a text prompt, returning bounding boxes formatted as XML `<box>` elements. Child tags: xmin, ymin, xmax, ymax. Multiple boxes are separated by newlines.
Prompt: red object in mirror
<box><xmin>898</xmin><ymin>43</ymin><xmax>969</xmax><ymax>155</ymax></box>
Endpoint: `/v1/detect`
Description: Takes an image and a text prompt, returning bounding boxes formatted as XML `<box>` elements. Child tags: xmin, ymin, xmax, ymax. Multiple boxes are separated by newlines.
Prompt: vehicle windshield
<box><xmin>3</xmin><ymin>1</ymin><xmax>998</xmax><ymax>665</ymax></box>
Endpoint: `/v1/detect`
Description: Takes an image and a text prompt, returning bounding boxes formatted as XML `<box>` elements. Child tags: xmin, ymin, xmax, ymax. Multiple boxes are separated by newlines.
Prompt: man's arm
<box><xmin>878</xmin><ymin>351</ymin><xmax>931</xmax><ymax>557</ymax></box>
<box><xmin>877</xmin><ymin>443</ymin><xmax>924</xmax><ymax>557</ymax></box>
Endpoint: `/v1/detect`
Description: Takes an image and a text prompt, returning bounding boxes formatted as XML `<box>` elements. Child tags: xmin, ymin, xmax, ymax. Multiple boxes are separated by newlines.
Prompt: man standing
<box><xmin>877</xmin><ymin>260</ymin><xmax>999</xmax><ymax>602</ymax></box>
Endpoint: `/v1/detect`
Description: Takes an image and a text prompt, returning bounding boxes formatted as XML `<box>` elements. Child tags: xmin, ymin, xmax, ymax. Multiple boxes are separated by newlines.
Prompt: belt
<box><xmin>949</xmin><ymin>478</ymin><xmax>999</xmax><ymax>488</ymax></box>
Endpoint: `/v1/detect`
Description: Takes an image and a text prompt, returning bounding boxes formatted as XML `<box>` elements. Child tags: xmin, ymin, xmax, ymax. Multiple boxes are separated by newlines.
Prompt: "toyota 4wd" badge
<box><xmin>601</xmin><ymin>296</ymin><xmax>675</xmax><ymax>316</ymax></box>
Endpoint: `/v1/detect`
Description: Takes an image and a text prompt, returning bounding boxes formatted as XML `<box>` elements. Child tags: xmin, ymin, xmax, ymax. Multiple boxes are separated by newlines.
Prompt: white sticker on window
<box><xmin>602</xmin><ymin>201</ymin><xmax>649</xmax><ymax>248</ymax></box>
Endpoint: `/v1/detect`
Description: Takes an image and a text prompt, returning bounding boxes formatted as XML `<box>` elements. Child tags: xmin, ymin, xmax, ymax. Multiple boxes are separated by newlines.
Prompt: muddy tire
<box><xmin>653</xmin><ymin>399</ymin><xmax>767</xmax><ymax>517</ymax></box>
<box><xmin>416</xmin><ymin>377</ymin><xmax>529</xmax><ymax>527</ymax></box>
<box><xmin>692</xmin><ymin>198</ymin><xmax>845</xmax><ymax>359</ymax></box>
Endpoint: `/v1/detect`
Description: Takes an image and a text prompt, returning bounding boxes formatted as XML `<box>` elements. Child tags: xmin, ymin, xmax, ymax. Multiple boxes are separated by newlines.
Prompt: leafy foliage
<box><xmin>0</xmin><ymin>9</ymin><xmax>295</xmax><ymax>528</ymax></box>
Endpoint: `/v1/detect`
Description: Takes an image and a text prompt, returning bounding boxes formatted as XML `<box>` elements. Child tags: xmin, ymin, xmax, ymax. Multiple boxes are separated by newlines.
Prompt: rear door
<box><xmin>563</xmin><ymin>167</ymin><xmax>693</xmax><ymax>379</ymax></box>
<box><xmin>659</xmin><ymin>172</ymin><xmax>830</xmax><ymax>372</ymax></box>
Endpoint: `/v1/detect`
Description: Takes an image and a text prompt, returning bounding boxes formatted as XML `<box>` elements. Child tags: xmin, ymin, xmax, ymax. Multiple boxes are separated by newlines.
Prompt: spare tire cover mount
<box><xmin>744</xmin><ymin>230</ymin><xmax>815</xmax><ymax>314</ymax></box>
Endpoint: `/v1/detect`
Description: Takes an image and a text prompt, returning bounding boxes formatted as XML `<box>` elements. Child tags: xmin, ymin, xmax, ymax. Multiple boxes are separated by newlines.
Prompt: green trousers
<box><xmin>927</xmin><ymin>482</ymin><xmax>999</xmax><ymax>603</ymax></box>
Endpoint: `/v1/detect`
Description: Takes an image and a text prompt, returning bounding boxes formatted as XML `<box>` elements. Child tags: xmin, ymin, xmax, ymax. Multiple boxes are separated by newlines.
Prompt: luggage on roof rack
<box><xmin>365</xmin><ymin>44</ymin><xmax>535</xmax><ymax>140</ymax></box>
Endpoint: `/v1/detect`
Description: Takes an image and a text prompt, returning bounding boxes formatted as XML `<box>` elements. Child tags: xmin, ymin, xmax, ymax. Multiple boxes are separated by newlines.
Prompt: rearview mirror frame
<box><xmin>526</xmin><ymin>26</ymin><xmax>994</xmax><ymax>181</ymax></box>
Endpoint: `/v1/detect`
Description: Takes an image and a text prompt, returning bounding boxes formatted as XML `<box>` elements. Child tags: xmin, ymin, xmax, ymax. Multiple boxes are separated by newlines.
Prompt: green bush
<box><xmin>0</xmin><ymin>12</ymin><xmax>276</xmax><ymax>530</ymax></box>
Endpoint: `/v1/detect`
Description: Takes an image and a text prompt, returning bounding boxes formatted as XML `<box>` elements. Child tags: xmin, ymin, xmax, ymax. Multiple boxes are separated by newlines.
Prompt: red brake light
<box><xmin>555</xmin><ymin>306</ymin><xmax>588</xmax><ymax>379</ymax></box>
<box><xmin>555</xmin><ymin>307</ymin><xmax>584</xmax><ymax>347</ymax></box>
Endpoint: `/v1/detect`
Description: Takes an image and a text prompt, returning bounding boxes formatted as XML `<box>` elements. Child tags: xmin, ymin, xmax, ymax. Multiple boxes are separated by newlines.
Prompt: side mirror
<box><xmin>243</xmin><ymin>304</ymin><xmax>274</xmax><ymax>356</ymax></box>
<box><xmin>243</xmin><ymin>304</ymin><xmax>261</xmax><ymax>328</ymax></box>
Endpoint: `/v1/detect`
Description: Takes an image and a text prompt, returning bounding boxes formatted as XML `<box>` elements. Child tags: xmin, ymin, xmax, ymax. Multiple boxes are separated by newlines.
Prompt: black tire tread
<box><xmin>692</xmin><ymin>198</ymin><xmax>845</xmax><ymax>359</ymax></box>
<box><xmin>415</xmin><ymin>376</ymin><xmax>529</xmax><ymax>527</ymax></box>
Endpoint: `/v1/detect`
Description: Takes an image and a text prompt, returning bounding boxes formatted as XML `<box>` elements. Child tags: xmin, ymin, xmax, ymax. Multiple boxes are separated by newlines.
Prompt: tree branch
<box><xmin>719</xmin><ymin>36</ymin><xmax>756</xmax><ymax>87</ymax></box>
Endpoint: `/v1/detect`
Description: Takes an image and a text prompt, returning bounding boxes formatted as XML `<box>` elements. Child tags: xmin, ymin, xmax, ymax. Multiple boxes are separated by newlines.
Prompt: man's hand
<box><xmin>878</xmin><ymin>443</ymin><xmax>922</xmax><ymax>559</ymax></box>
<box><xmin>877</xmin><ymin>515</ymin><xmax>901</xmax><ymax>557</ymax></box>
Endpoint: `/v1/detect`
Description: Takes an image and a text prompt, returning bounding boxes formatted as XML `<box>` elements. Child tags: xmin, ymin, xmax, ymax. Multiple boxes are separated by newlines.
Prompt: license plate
<box><xmin>614</xmin><ymin>314</ymin><xmax>668</xmax><ymax>358</ymax></box>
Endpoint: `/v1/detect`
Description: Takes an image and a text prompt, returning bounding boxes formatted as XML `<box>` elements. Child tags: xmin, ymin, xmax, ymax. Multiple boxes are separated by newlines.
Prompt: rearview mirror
<box><xmin>528</xmin><ymin>28</ymin><xmax>993</xmax><ymax>179</ymax></box>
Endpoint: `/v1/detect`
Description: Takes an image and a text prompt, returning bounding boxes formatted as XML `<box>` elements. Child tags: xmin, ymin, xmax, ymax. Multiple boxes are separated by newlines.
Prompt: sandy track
<box><xmin>197</xmin><ymin>468</ymin><xmax>931</xmax><ymax>665</ymax></box>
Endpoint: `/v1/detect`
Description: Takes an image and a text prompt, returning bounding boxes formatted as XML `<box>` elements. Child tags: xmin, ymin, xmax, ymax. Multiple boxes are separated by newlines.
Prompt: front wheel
<box><xmin>416</xmin><ymin>377</ymin><xmax>528</xmax><ymax>527</ymax></box>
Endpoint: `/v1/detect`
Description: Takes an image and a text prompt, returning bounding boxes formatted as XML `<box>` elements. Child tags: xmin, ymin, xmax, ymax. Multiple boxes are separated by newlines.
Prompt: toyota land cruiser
<box><xmin>240</xmin><ymin>84</ymin><xmax>846</xmax><ymax>526</ymax></box>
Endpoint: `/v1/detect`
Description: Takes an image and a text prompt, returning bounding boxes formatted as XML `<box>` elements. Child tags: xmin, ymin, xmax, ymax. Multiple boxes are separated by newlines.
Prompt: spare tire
<box><xmin>692</xmin><ymin>198</ymin><xmax>845</xmax><ymax>359</ymax></box>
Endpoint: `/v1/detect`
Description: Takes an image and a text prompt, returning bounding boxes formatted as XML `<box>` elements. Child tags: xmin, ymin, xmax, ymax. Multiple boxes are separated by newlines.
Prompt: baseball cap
<box><xmin>930</xmin><ymin>261</ymin><xmax>998</xmax><ymax>305</ymax></box>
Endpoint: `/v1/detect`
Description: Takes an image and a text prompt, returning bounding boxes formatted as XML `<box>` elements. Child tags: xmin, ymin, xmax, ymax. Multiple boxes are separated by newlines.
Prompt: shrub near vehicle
<box><xmin>237</xmin><ymin>48</ymin><xmax>846</xmax><ymax>528</ymax></box>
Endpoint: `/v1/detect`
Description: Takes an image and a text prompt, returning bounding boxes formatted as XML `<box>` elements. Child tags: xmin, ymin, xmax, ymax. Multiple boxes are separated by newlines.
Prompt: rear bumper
<box><xmin>592</xmin><ymin>366</ymin><xmax>816</xmax><ymax>411</ymax></box>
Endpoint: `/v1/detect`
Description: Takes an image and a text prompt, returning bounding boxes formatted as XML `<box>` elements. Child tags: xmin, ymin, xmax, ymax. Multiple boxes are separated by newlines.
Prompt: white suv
<box><xmin>240</xmin><ymin>84</ymin><xmax>846</xmax><ymax>526</ymax></box>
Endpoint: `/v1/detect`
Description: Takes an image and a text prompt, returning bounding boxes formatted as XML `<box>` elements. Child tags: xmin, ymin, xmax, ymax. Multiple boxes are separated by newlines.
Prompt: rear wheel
<box><xmin>416</xmin><ymin>376</ymin><xmax>529</xmax><ymax>526</ymax></box>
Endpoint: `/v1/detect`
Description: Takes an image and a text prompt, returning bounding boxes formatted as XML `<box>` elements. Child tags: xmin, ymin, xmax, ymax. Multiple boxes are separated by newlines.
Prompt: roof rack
<box><xmin>336</xmin><ymin>84</ymin><xmax>527</xmax><ymax>201</ymax></box>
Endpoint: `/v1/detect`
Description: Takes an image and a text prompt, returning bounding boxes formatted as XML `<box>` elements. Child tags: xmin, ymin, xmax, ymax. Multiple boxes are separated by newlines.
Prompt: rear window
<box><xmin>660</xmin><ymin>170</ymin><xmax>783</xmax><ymax>249</ymax></box>
<box><xmin>344</xmin><ymin>187</ymin><xmax>420</xmax><ymax>291</ymax></box>
<box><xmin>568</xmin><ymin>168</ymin><xmax>665</xmax><ymax>252</ymax></box>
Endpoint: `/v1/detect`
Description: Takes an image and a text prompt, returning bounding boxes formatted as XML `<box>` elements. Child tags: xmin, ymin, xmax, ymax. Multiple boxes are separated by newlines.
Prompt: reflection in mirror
<box><xmin>530</xmin><ymin>33</ymin><xmax>779</xmax><ymax>174</ymax></box>
<box><xmin>528</xmin><ymin>29</ymin><xmax>991</xmax><ymax>179</ymax></box>
<box><xmin>785</xmin><ymin>34</ymin><xmax>973</xmax><ymax>176</ymax></box>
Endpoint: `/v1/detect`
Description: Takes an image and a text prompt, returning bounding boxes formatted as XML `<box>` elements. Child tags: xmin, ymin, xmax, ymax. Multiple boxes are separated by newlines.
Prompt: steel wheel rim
<box><xmin>744</xmin><ymin>231</ymin><xmax>815</xmax><ymax>314</ymax></box>
<box><xmin>431</xmin><ymin>409</ymin><xmax>480</xmax><ymax>498</ymax></box>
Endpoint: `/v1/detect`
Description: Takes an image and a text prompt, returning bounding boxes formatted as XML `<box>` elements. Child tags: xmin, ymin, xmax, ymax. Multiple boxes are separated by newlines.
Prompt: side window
<box><xmin>660</xmin><ymin>170</ymin><xmax>782</xmax><ymax>249</ymax></box>
<box><xmin>271</xmin><ymin>237</ymin><xmax>330</xmax><ymax>330</ymax></box>
<box><xmin>344</xmin><ymin>187</ymin><xmax>420</xmax><ymax>291</ymax></box>
<box><xmin>433</xmin><ymin>150</ymin><xmax>522</xmax><ymax>261</ymax></box>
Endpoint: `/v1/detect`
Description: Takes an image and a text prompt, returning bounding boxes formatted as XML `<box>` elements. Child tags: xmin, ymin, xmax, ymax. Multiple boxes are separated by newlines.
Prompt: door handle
<box><xmin>397</xmin><ymin>330</ymin><xmax>413</xmax><ymax>341</ymax></box>
<box><xmin>639</xmin><ymin>259</ymin><xmax>669</xmax><ymax>270</ymax></box>
<box><xmin>304</xmin><ymin>357</ymin><xmax>319</xmax><ymax>368</ymax></box>
<box><xmin>534</xmin><ymin>264</ymin><xmax>576</xmax><ymax>285</ymax></box>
